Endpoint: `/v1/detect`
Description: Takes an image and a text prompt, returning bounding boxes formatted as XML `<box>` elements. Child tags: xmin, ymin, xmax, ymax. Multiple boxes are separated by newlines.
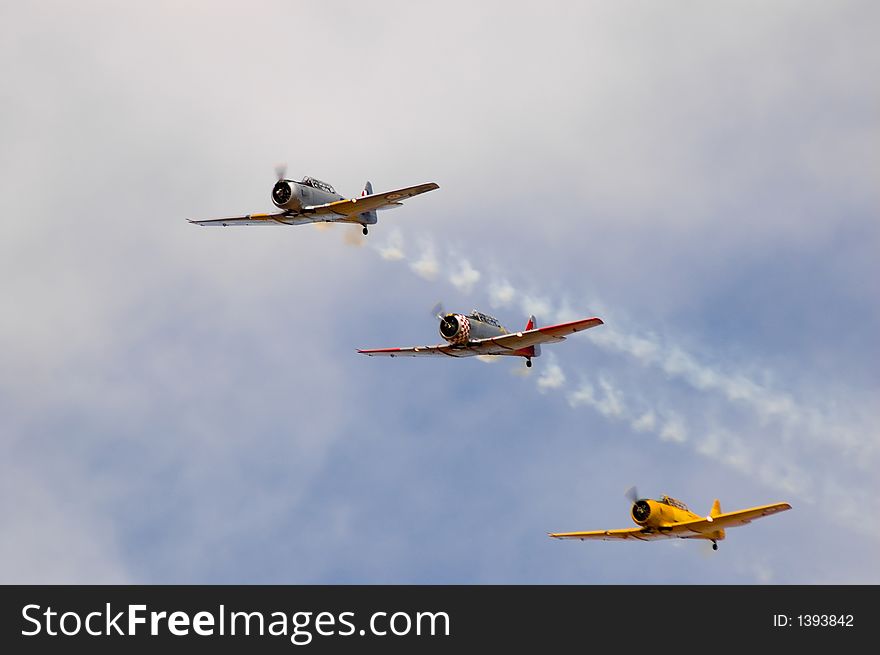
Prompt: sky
<box><xmin>1</xmin><ymin>1</ymin><xmax>878</xmax><ymax>584</ymax></box>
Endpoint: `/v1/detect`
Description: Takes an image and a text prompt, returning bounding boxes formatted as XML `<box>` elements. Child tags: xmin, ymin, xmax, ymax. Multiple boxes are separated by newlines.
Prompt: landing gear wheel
<box><xmin>526</xmin><ymin>359</ymin><xmax>532</xmax><ymax>368</ymax></box>
<box><xmin>362</xmin><ymin>226</ymin><xmax>369</xmax><ymax>235</ymax></box>
<box><xmin>712</xmin><ymin>542</ymin><xmax>718</xmax><ymax>551</ymax></box>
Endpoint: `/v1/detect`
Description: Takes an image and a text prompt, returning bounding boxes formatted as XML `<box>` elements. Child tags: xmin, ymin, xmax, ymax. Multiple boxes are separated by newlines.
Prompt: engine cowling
<box><xmin>631</xmin><ymin>499</ymin><xmax>682</xmax><ymax>527</ymax></box>
<box><xmin>439</xmin><ymin>314</ymin><xmax>471</xmax><ymax>345</ymax></box>
<box><xmin>632</xmin><ymin>500</ymin><xmax>652</xmax><ymax>524</ymax></box>
<box><xmin>272</xmin><ymin>181</ymin><xmax>302</xmax><ymax>210</ymax></box>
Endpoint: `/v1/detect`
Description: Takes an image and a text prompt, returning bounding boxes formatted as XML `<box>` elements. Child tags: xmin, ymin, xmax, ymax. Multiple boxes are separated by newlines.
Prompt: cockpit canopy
<box><xmin>300</xmin><ymin>176</ymin><xmax>336</xmax><ymax>194</ymax></box>
<box><xmin>659</xmin><ymin>495</ymin><xmax>690</xmax><ymax>511</ymax></box>
<box><xmin>468</xmin><ymin>310</ymin><xmax>501</xmax><ymax>328</ymax></box>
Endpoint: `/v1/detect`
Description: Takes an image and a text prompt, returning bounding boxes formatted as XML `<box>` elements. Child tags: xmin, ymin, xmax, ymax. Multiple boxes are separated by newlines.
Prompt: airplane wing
<box><xmin>470</xmin><ymin>317</ymin><xmax>603</xmax><ymax>355</ymax></box>
<box><xmin>305</xmin><ymin>182</ymin><xmax>439</xmax><ymax>218</ymax></box>
<box><xmin>549</xmin><ymin>528</ymin><xmax>668</xmax><ymax>542</ymax></box>
<box><xmin>549</xmin><ymin>503</ymin><xmax>790</xmax><ymax>541</ymax></box>
<box><xmin>667</xmin><ymin>502</ymin><xmax>793</xmax><ymax>535</ymax></box>
<box><xmin>358</xmin><ymin>317</ymin><xmax>603</xmax><ymax>359</ymax></box>
<box><xmin>187</xmin><ymin>213</ymin><xmax>318</xmax><ymax>227</ymax></box>
<box><xmin>190</xmin><ymin>183</ymin><xmax>437</xmax><ymax>226</ymax></box>
<box><xmin>357</xmin><ymin>344</ymin><xmax>472</xmax><ymax>358</ymax></box>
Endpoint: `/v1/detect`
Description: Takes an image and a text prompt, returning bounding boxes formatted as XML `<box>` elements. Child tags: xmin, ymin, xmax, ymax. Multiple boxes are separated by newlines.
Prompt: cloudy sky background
<box><xmin>2</xmin><ymin>1</ymin><xmax>878</xmax><ymax>583</ymax></box>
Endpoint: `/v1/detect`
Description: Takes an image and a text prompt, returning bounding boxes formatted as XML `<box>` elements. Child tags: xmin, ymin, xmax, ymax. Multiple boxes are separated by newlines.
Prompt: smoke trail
<box><xmin>488</xmin><ymin>279</ymin><xmax>516</xmax><ymax>308</ymax></box>
<box><xmin>568</xmin><ymin>378</ymin><xmax>625</xmax><ymax>419</ymax></box>
<box><xmin>410</xmin><ymin>239</ymin><xmax>439</xmax><ymax>281</ymax></box>
<box><xmin>378</xmin><ymin>227</ymin><xmax>406</xmax><ymax>261</ymax></box>
<box><xmin>589</xmin><ymin>325</ymin><xmax>876</xmax><ymax>462</ymax></box>
<box><xmin>369</xmin><ymin>228</ymin><xmax>868</xmax><ymax>462</ymax></box>
<box><xmin>536</xmin><ymin>354</ymin><xmax>566</xmax><ymax>392</ymax></box>
<box><xmin>428</xmin><ymin>242</ymin><xmax>874</xmax><ymax>464</ymax></box>
<box><xmin>448</xmin><ymin>258</ymin><xmax>481</xmax><ymax>294</ymax></box>
<box><xmin>556</xmin><ymin>363</ymin><xmax>880</xmax><ymax>539</ymax></box>
<box><xmin>366</xmin><ymin>228</ymin><xmax>879</xmax><ymax>538</ymax></box>
<box><xmin>342</xmin><ymin>226</ymin><xmax>366</xmax><ymax>248</ymax></box>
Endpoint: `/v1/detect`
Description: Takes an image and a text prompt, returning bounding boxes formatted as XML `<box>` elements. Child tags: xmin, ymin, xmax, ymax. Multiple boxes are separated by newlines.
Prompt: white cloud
<box><xmin>0</xmin><ymin>464</ymin><xmax>132</xmax><ymax>583</ymax></box>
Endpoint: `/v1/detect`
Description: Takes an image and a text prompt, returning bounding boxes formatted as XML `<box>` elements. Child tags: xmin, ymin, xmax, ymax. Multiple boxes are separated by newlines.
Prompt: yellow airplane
<box><xmin>549</xmin><ymin>487</ymin><xmax>791</xmax><ymax>550</ymax></box>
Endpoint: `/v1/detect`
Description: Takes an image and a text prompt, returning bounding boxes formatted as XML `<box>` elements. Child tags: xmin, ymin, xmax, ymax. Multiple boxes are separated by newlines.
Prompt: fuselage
<box><xmin>271</xmin><ymin>176</ymin><xmax>343</xmax><ymax>213</ymax></box>
<box><xmin>439</xmin><ymin>311</ymin><xmax>508</xmax><ymax>345</ymax></box>
<box><xmin>632</xmin><ymin>496</ymin><xmax>725</xmax><ymax>541</ymax></box>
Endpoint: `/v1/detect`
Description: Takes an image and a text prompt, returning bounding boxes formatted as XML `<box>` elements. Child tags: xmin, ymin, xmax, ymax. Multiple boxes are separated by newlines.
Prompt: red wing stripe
<box><xmin>535</xmin><ymin>317</ymin><xmax>604</xmax><ymax>333</ymax></box>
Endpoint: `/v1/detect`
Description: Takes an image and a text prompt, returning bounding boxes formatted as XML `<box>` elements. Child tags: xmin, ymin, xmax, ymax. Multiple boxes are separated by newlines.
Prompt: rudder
<box><xmin>360</xmin><ymin>181</ymin><xmax>377</xmax><ymax>225</ymax></box>
<box><xmin>522</xmin><ymin>315</ymin><xmax>541</xmax><ymax>358</ymax></box>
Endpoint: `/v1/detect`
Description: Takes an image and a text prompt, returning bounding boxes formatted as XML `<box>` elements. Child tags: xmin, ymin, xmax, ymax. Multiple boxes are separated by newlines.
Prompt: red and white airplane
<box><xmin>358</xmin><ymin>307</ymin><xmax>603</xmax><ymax>368</ymax></box>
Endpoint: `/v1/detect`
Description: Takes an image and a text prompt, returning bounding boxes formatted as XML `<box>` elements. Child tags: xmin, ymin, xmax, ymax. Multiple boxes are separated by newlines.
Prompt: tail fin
<box><xmin>359</xmin><ymin>181</ymin><xmax>377</xmax><ymax>225</ymax></box>
<box><xmin>710</xmin><ymin>499</ymin><xmax>722</xmax><ymax>518</ymax></box>
<box><xmin>522</xmin><ymin>315</ymin><xmax>541</xmax><ymax>358</ymax></box>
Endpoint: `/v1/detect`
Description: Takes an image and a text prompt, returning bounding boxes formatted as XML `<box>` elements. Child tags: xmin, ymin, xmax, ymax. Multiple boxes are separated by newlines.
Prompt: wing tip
<box><xmin>568</xmin><ymin>316</ymin><xmax>604</xmax><ymax>325</ymax></box>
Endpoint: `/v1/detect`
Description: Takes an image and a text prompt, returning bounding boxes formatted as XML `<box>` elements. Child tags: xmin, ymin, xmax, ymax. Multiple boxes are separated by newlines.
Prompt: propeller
<box><xmin>434</xmin><ymin>302</ymin><xmax>462</xmax><ymax>341</ymax></box>
<box><xmin>272</xmin><ymin>164</ymin><xmax>293</xmax><ymax>205</ymax></box>
<box><xmin>624</xmin><ymin>485</ymin><xmax>639</xmax><ymax>505</ymax></box>
<box><xmin>626</xmin><ymin>485</ymin><xmax>652</xmax><ymax>522</ymax></box>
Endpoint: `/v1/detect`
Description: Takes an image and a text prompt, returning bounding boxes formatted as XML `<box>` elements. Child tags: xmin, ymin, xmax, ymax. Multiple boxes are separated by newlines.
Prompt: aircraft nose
<box><xmin>632</xmin><ymin>500</ymin><xmax>651</xmax><ymax>523</ymax></box>
<box><xmin>439</xmin><ymin>314</ymin><xmax>460</xmax><ymax>339</ymax></box>
<box><xmin>272</xmin><ymin>180</ymin><xmax>292</xmax><ymax>205</ymax></box>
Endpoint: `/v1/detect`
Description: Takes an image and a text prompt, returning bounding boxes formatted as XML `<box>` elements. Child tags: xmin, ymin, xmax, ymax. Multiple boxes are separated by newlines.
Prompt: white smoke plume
<box><xmin>364</xmin><ymin>230</ymin><xmax>880</xmax><ymax>539</ymax></box>
<box><xmin>448</xmin><ymin>258</ymin><xmax>481</xmax><ymax>294</ymax></box>
<box><xmin>410</xmin><ymin>239</ymin><xmax>439</xmax><ymax>281</ymax></box>
<box><xmin>536</xmin><ymin>356</ymin><xmax>566</xmax><ymax>392</ymax></box>
<box><xmin>488</xmin><ymin>279</ymin><xmax>516</xmax><ymax>308</ymax></box>
<box><xmin>377</xmin><ymin>227</ymin><xmax>406</xmax><ymax>261</ymax></box>
<box><xmin>567</xmin><ymin>378</ymin><xmax>626</xmax><ymax>419</ymax></box>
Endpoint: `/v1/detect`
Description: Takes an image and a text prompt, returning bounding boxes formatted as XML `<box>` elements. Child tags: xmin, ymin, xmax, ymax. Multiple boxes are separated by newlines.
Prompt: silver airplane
<box><xmin>359</xmin><ymin>307</ymin><xmax>603</xmax><ymax>367</ymax></box>
<box><xmin>188</xmin><ymin>166</ymin><xmax>439</xmax><ymax>235</ymax></box>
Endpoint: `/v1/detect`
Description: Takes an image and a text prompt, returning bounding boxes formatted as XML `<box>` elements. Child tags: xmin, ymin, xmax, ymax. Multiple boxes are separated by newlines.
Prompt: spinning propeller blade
<box><xmin>624</xmin><ymin>485</ymin><xmax>640</xmax><ymax>505</ymax></box>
